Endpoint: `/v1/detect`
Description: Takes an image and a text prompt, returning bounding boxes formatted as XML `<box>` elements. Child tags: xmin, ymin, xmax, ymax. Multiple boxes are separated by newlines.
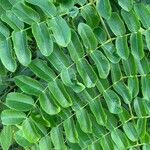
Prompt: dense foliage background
<box><xmin>0</xmin><ymin>0</ymin><xmax>150</xmax><ymax>149</ymax></box>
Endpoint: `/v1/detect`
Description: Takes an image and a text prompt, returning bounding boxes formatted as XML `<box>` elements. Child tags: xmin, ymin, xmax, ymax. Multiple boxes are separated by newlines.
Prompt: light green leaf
<box><xmin>6</xmin><ymin>92</ymin><xmax>34</xmax><ymax>111</ymax></box>
<box><xmin>25</xmin><ymin>0</ymin><xmax>57</xmax><ymax>17</ymax></box>
<box><xmin>61</xmin><ymin>67</ymin><xmax>85</xmax><ymax>93</ymax></box>
<box><xmin>1</xmin><ymin>109</ymin><xmax>26</xmax><ymax>125</ymax></box>
<box><xmin>89</xmin><ymin>99</ymin><xmax>107</xmax><ymax>125</ymax></box>
<box><xmin>51</xmin><ymin>127</ymin><xmax>66</xmax><ymax>150</ymax></box>
<box><xmin>130</xmin><ymin>31</ymin><xmax>144</xmax><ymax>60</ymax></box>
<box><xmin>0</xmin><ymin>39</ymin><xmax>16</xmax><ymax>72</ymax></box>
<box><xmin>48</xmin><ymin>79</ymin><xmax>72</xmax><ymax>107</ymax></box>
<box><xmin>118</xmin><ymin>0</ymin><xmax>133</xmax><ymax>11</ymax></box>
<box><xmin>39</xmin><ymin>136</ymin><xmax>52</xmax><ymax>150</ymax></box>
<box><xmin>39</xmin><ymin>89</ymin><xmax>61</xmax><ymax>115</ymax></box>
<box><xmin>29</xmin><ymin>59</ymin><xmax>56</xmax><ymax>82</ymax></box>
<box><xmin>107</xmin><ymin>12</ymin><xmax>126</xmax><ymax>36</ymax></box>
<box><xmin>81</xmin><ymin>5</ymin><xmax>100</xmax><ymax>28</ymax></box>
<box><xmin>47</xmin><ymin>44</ymin><xmax>71</xmax><ymax>72</ymax></box>
<box><xmin>0</xmin><ymin>126</ymin><xmax>13</xmax><ymax>150</ymax></box>
<box><xmin>48</xmin><ymin>16</ymin><xmax>71</xmax><ymax>47</ymax></box>
<box><xmin>76</xmin><ymin>108</ymin><xmax>92</xmax><ymax>133</ymax></box>
<box><xmin>63</xmin><ymin>118</ymin><xmax>79</xmax><ymax>143</ymax></box>
<box><xmin>1</xmin><ymin>10</ymin><xmax>24</xmax><ymax>30</ymax></box>
<box><xmin>145</xmin><ymin>30</ymin><xmax>150</xmax><ymax>51</ymax></box>
<box><xmin>67</xmin><ymin>29</ymin><xmax>84</xmax><ymax>61</ymax></box>
<box><xmin>113</xmin><ymin>81</ymin><xmax>132</xmax><ymax>104</ymax></box>
<box><xmin>15</xmin><ymin>75</ymin><xmax>44</xmax><ymax>96</ymax></box>
<box><xmin>0</xmin><ymin>20</ymin><xmax>10</xmax><ymax>39</ymax></box>
<box><xmin>116</xmin><ymin>36</ymin><xmax>129</xmax><ymax>60</ymax></box>
<box><xmin>96</xmin><ymin>0</ymin><xmax>111</xmax><ymax>19</ymax></box>
<box><xmin>134</xmin><ymin>3</ymin><xmax>150</xmax><ymax>28</ymax></box>
<box><xmin>141</xmin><ymin>75</ymin><xmax>150</xmax><ymax>100</ymax></box>
<box><xmin>22</xmin><ymin>118</ymin><xmax>41</xmax><ymax>143</ymax></box>
<box><xmin>12</xmin><ymin>2</ymin><xmax>40</xmax><ymax>24</ymax></box>
<box><xmin>128</xmin><ymin>77</ymin><xmax>139</xmax><ymax>98</ymax></box>
<box><xmin>102</xmin><ymin>42</ymin><xmax>120</xmax><ymax>63</ymax></box>
<box><xmin>121</xmin><ymin>9</ymin><xmax>140</xmax><ymax>32</ymax></box>
<box><xmin>134</xmin><ymin>97</ymin><xmax>147</xmax><ymax>117</ymax></box>
<box><xmin>78</xmin><ymin>23</ymin><xmax>97</xmax><ymax>52</ymax></box>
<box><xmin>137</xmin><ymin>118</ymin><xmax>147</xmax><ymax>138</ymax></box>
<box><xmin>123</xmin><ymin>122</ymin><xmax>139</xmax><ymax>142</ymax></box>
<box><xmin>135</xmin><ymin>56</ymin><xmax>150</xmax><ymax>75</ymax></box>
<box><xmin>111</xmin><ymin>129</ymin><xmax>129</xmax><ymax>149</ymax></box>
<box><xmin>14</xmin><ymin>130</ymin><xmax>32</xmax><ymax>148</ymax></box>
<box><xmin>94</xmin><ymin>27</ymin><xmax>107</xmax><ymax>43</ymax></box>
<box><xmin>90</xmin><ymin>50</ymin><xmax>110</xmax><ymax>79</ymax></box>
<box><xmin>12</xmin><ymin>30</ymin><xmax>31</xmax><ymax>66</ymax></box>
<box><xmin>122</xmin><ymin>54</ymin><xmax>137</xmax><ymax>75</ymax></box>
<box><xmin>32</xmin><ymin>22</ymin><xmax>53</xmax><ymax>56</ymax></box>
<box><xmin>76</xmin><ymin>58</ymin><xmax>97</xmax><ymax>88</ymax></box>
<box><xmin>103</xmin><ymin>89</ymin><xmax>122</xmax><ymax>114</ymax></box>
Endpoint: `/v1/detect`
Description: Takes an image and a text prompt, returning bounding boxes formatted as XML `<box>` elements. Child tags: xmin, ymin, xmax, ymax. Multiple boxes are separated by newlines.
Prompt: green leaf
<box><xmin>32</xmin><ymin>22</ymin><xmax>53</xmax><ymax>56</ymax></box>
<box><xmin>115</xmin><ymin>36</ymin><xmax>129</xmax><ymax>60</ymax></box>
<box><xmin>136</xmin><ymin>56</ymin><xmax>150</xmax><ymax>75</ymax></box>
<box><xmin>96</xmin><ymin>0</ymin><xmax>111</xmax><ymax>19</ymax></box>
<box><xmin>81</xmin><ymin>5</ymin><xmax>100</xmax><ymax>28</ymax></box>
<box><xmin>25</xmin><ymin>0</ymin><xmax>57</xmax><ymax>17</ymax></box>
<box><xmin>39</xmin><ymin>89</ymin><xmax>61</xmax><ymax>115</ymax></box>
<box><xmin>51</xmin><ymin>127</ymin><xmax>66</xmax><ymax>150</ymax></box>
<box><xmin>47</xmin><ymin>44</ymin><xmax>71</xmax><ymax>72</ymax></box>
<box><xmin>136</xmin><ymin>118</ymin><xmax>147</xmax><ymax>138</ymax></box>
<box><xmin>123</xmin><ymin>122</ymin><xmax>139</xmax><ymax>142</ymax></box>
<box><xmin>128</xmin><ymin>77</ymin><xmax>139</xmax><ymax>98</ymax></box>
<box><xmin>15</xmin><ymin>75</ymin><xmax>44</xmax><ymax>96</ymax></box>
<box><xmin>94</xmin><ymin>27</ymin><xmax>107</xmax><ymax>43</ymax></box>
<box><xmin>1</xmin><ymin>10</ymin><xmax>24</xmax><ymax>30</ymax></box>
<box><xmin>14</xmin><ymin>130</ymin><xmax>32</xmax><ymax>148</ymax></box>
<box><xmin>130</xmin><ymin>31</ymin><xmax>144</xmax><ymax>60</ymax></box>
<box><xmin>111</xmin><ymin>129</ymin><xmax>129</xmax><ymax>149</ymax></box>
<box><xmin>134</xmin><ymin>3</ymin><xmax>150</xmax><ymax>28</ymax></box>
<box><xmin>145</xmin><ymin>30</ymin><xmax>150</xmax><ymax>51</ymax></box>
<box><xmin>0</xmin><ymin>39</ymin><xmax>17</xmax><ymax>72</ymax></box>
<box><xmin>121</xmin><ymin>9</ymin><xmax>140</xmax><ymax>32</ymax></box>
<box><xmin>90</xmin><ymin>50</ymin><xmax>110</xmax><ymax>79</ymax></box>
<box><xmin>141</xmin><ymin>75</ymin><xmax>150</xmax><ymax>100</ymax></box>
<box><xmin>113</xmin><ymin>81</ymin><xmax>132</xmax><ymax>104</ymax></box>
<box><xmin>48</xmin><ymin>16</ymin><xmax>71</xmax><ymax>47</ymax></box>
<box><xmin>134</xmin><ymin>97</ymin><xmax>147</xmax><ymax>117</ymax></box>
<box><xmin>22</xmin><ymin>118</ymin><xmax>41</xmax><ymax>143</ymax></box>
<box><xmin>0</xmin><ymin>21</ymin><xmax>10</xmax><ymax>39</ymax></box>
<box><xmin>12</xmin><ymin>2</ymin><xmax>40</xmax><ymax>24</ymax></box>
<box><xmin>76</xmin><ymin>58</ymin><xmax>97</xmax><ymax>88</ymax></box>
<box><xmin>107</xmin><ymin>12</ymin><xmax>126</xmax><ymax>36</ymax></box>
<box><xmin>122</xmin><ymin>54</ymin><xmax>137</xmax><ymax>75</ymax></box>
<box><xmin>1</xmin><ymin>109</ymin><xmax>26</xmax><ymax>125</ymax></box>
<box><xmin>89</xmin><ymin>99</ymin><xmax>107</xmax><ymax>125</ymax></box>
<box><xmin>100</xmin><ymin>135</ymin><xmax>114</xmax><ymax>150</ymax></box>
<box><xmin>61</xmin><ymin>67</ymin><xmax>85</xmax><ymax>93</ymax></box>
<box><xmin>118</xmin><ymin>0</ymin><xmax>133</xmax><ymax>11</ymax></box>
<box><xmin>76</xmin><ymin>108</ymin><xmax>92</xmax><ymax>133</ymax></box>
<box><xmin>67</xmin><ymin>29</ymin><xmax>84</xmax><ymax>61</ymax></box>
<box><xmin>39</xmin><ymin>136</ymin><xmax>52</xmax><ymax>150</ymax></box>
<box><xmin>0</xmin><ymin>126</ymin><xmax>13</xmax><ymax>150</ymax></box>
<box><xmin>102</xmin><ymin>42</ymin><xmax>120</xmax><ymax>63</ymax></box>
<box><xmin>78</xmin><ymin>23</ymin><xmax>98</xmax><ymax>52</ymax></box>
<box><xmin>103</xmin><ymin>89</ymin><xmax>122</xmax><ymax>114</ymax></box>
<box><xmin>6</xmin><ymin>92</ymin><xmax>34</xmax><ymax>111</ymax></box>
<box><xmin>63</xmin><ymin>118</ymin><xmax>79</xmax><ymax>143</ymax></box>
<box><xmin>48</xmin><ymin>79</ymin><xmax>72</xmax><ymax>107</ymax></box>
<box><xmin>12</xmin><ymin>30</ymin><xmax>31</xmax><ymax>66</ymax></box>
<box><xmin>29</xmin><ymin>59</ymin><xmax>56</xmax><ymax>82</ymax></box>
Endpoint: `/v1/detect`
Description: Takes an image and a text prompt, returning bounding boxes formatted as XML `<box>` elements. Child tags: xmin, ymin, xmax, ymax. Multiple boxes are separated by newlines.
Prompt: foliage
<box><xmin>0</xmin><ymin>0</ymin><xmax>150</xmax><ymax>149</ymax></box>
